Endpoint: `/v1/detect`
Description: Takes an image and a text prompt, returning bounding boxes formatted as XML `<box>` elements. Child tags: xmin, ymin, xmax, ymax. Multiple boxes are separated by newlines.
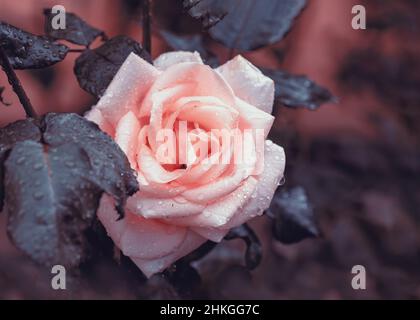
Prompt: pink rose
<box><xmin>85</xmin><ymin>51</ymin><xmax>285</xmax><ymax>277</ymax></box>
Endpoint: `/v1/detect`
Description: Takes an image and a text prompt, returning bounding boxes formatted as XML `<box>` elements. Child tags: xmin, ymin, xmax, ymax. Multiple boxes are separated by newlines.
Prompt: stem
<box><xmin>142</xmin><ymin>0</ymin><xmax>152</xmax><ymax>55</ymax></box>
<box><xmin>68</xmin><ymin>48</ymin><xmax>85</xmax><ymax>53</ymax></box>
<box><xmin>0</xmin><ymin>46</ymin><xmax>38</xmax><ymax>118</ymax></box>
<box><xmin>228</xmin><ymin>47</ymin><xmax>236</xmax><ymax>61</ymax></box>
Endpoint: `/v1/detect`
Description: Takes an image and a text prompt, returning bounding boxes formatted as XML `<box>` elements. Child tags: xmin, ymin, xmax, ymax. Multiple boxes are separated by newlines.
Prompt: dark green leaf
<box><xmin>74</xmin><ymin>35</ymin><xmax>151</xmax><ymax>97</ymax></box>
<box><xmin>268</xmin><ymin>186</ymin><xmax>320</xmax><ymax>244</ymax></box>
<box><xmin>5</xmin><ymin>141</ymin><xmax>101</xmax><ymax>267</ymax></box>
<box><xmin>183</xmin><ymin>0</ymin><xmax>228</xmax><ymax>29</ymax></box>
<box><xmin>164</xmin><ymin>261</ymin><xmax>201</xmax><ymax>298</ymax></box>
<box><xmin>185</xmin><ymin>0</ymin><xmax>307</xmax><ymax>51</ymax></box>
<box><xmin>43</xmin><ymin>8</ymin><xmax>106</xmax><ymax>47</ymax></box>
<box><xmin>225</xmin><ymin>224</ymin><xmax>262</xmax><ymax>270</ymax></box>
<box><xmin>0</xmin><ymin>21</ymin><xmax>68</xmax><ymax>69</ymax></box>
<box><xmin>42</xmin><ymin>113</ymin><xmax>138</xmax><ymax>217</ymax></box>
<box><xmin>0</xmin><ymin>113</ymin><xmax>138</xmax><ymax>268</ymax></box>
<box><xmin>160</xmin><ymin>30</ymin><xmax>219</xmax><ymax>67</ymax></box>
<box><xmin>0</xmin><ymin>118</ymin><xmax>41</xmax><ymax>211</ymax></box>
<box><xmin>261</xmin><ymin>68</ymin><xmax>336</xmax><ymax>110</ymax></box>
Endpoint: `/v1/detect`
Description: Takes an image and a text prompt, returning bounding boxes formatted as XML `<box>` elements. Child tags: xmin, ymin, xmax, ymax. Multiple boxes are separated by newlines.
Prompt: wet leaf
<box><xmin>43</xmin><ymin>8</ymin><xmax>106</xmax><ymax>47</ymax></box>
<box><xmin>261</xmin><ymin>68</ymin><xmax>336</xmax><ymax>110</ymax></box>
<box><xmin>164</xmin><ymin>261</ymin><xmax>202</xmax><ymax>298</ymax></box>
<box><xmin>0</xmin><ymin>86</ymin><xmax>10</xmax><ymax>106</ymax></box>
<box><xmin>0</xmin><ymin>118</ymin><xmax>41</xmax><ymax>212</ymax></box>
<box><xmin>74</xmin><ymin>35</ymin><xmax>151</xmax><ymax>97</ymax></box>
<box><xmin>0</xmin><ymin>21</ymin><xmax>69</xmax><ymax>69</ymax></box>
<box><xmin>42</xmin><ymin>113</ymin><xmax>138</xmax><ymax>217</ymax></box>
<box><xmin>225</xmin><ymin>224</ymin><xmax>262</xmax><ymax>270</ymax></box>
<box><xmin>160</xmin><ymin>30</ymin><xmax>219</xmax><ymax>67</ymax></box>
<box><xmin>183</xmin><ymin>0</ymin><xmax>228</xmax><ymax>29</ymax></box>
<box><xmin>0</xmin><ymin>113</ymin><xmax>138</xmax><ymax>268</ymax></box>
<box><xmin>187</xmin><ymin>0</ymin><xmax>307</xmax><ymax>51</ymax></box>
<box><xmin>5</xmin><ymin>141</ymin><xmax>101</xmax><ymax>268</ymax></box>
<box><xmin>268</xmin><ymin>186</ymin><xmax>320</xmax><ymax>244</ymax></box>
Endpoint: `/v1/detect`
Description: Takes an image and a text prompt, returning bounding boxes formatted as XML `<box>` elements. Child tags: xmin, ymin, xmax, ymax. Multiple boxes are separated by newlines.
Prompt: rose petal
<box><xmin>120</xmin><ymin>213</ymin><xmax>188</xmax><ymax>260</ymax></box>
<box><xmin>235</xmin><ymin>97</ymin><xmax>274</xmax><ymax>138</ymax></box>
<box><xmin>115</xmin><ymin>111</ymin><xmax>141</xmax><ymax>169</ymax></box>
<box><xmin>217</xmin><ymin>55</ymin><xmax>274</xmax><ymax>114</ymax></box>
<box><xmin>97</xmin><ymin>195</ymin><xmax>127</xmax><ymax>244</ymax></box>
<box><xmin>127</xmin><ymin>193</ymin><xmax>205</xmax><ymax>218</ymax></box>
<box><xmin>221</xmin><ymin>141</ymin><xmax>286</xmax><ymax>229</ymax></box>
<box><xmin>176</xmin><ymin>137</ymin><xmax>232</xmax><ymax>186</ymax></box>
<box><xmin>192</xmin><ymin>226</ymin><xmax>229</xmax><ymax>242</ymax></box>
<box><xmin>132</xmin><ymin>230</ymin><xmax>206</xmax><ymax>278</ymax></box>
<box><xmin>140</xmin><ymin>63</ymin><xmax>235</xmax><ymax>117</ymax></box>
<box><xmin>177</xmin><ymin>102</ymin><xmax>239</xmax><ymax>130</ymax></box>
<box><xmin>136</xmin><ymin>180</ymin><xmax>186</xmax><ymax>197</ymax></box>
<box><xmin>138</xmin><ymin>145</ymin><xmax>185</xmax><ymax>184</ymax></box>
<box><xmin>182</xmin><ymin>165</ymin><xmax>250</xmax><ymax>204</ymax></box>
<box><xmin>176</xmin><ymin>158</ymin><xmax>229</xmax><ymax>186</ymax></box>
<box><xmin>97</xmin><ymin>195</ymin><xmax>190</xmax><ymax>261</ymax></box>
<box><xmin>147</xmin><ymin>84</ymin><xmax>196</xmax><ymax>151</ymax></box>
<box><xmin>166</xmin><ymin>177</ymin><xmax>258</xmax><ymax>228</ymax></box>
<box><xmin>85</xmin><ymin>108</ymin><xmax>115</xmax><ymax>137</ymax></box>
<box><xmin>94</xmin><ymin>52</ymin><xmax>160</xmax><ymax>126</ymax></box>
<box><xmin>154</xmin><ymin>51</ymin><xmax>203</xmax><ymax>71</ymax></box>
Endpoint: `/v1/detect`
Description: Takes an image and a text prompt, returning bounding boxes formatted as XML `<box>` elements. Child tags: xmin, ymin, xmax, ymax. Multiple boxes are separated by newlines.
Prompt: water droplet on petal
<box><xmin>16</xmin><ymin>156</ymin><xmax>26</xmax><ymax>164</ymax></box>
<box><xmin>33</xmin><ymin>162</ymin><xmax>43</xmax><ymax>170</ymax></box>
<box><xmin>265</xmin><ymin>140</ymin><xmax>273</xmax><ymax>146</ymax></box>
<box><xmin>65</xmin><ymin>160</ymin><xmax>75</xmax><ymax>168</ymax></box>
<box><xmin>278</xmin><ymin>176</ymin><xmax>286</xmax><ymax>186</ymax></box>
<box><xmin>33</xmin><ymin>191</ymin><xmax>44</xmax><ymax>200</ymax></box>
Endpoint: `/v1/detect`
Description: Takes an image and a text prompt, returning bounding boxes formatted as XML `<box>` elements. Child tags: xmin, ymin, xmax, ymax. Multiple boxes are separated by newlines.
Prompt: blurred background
<box><xmin>1</xmin><ymin>0</ymin><xmax>419</xmax><ymax>299</ymax></box>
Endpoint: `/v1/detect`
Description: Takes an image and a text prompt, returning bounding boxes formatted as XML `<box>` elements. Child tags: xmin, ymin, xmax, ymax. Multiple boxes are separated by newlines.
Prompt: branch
<box><xmin>68</xmin><ymin>48</ymin><xmax>85</xmax><ymax>53</ymax></box>
<box><xmin>142</xmin><ymin>0</ymin><xmax>152</xmax><ymax>55</ymax></box>
<box><xmin>0</xmin><ymin>46</ymin><xmax>38</xmax><ymax>118</ymax></box>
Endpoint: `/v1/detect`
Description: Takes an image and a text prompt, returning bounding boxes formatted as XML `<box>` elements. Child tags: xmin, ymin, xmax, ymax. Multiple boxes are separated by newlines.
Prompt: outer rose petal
<box><xmin>217</xmin><ymin>55</ymin><xmax>275</xmax><ymax>114</ymax></box>
<box><xmin>136</xmin><ymin>180</ymin><xmax>186</xmax><ymax>197</ymax></box>
<box><xmin>126</xmin><ymin>193</ymin><xmax>205</xmax><ymax>218</ymax></box>
<box><xmin>154</xmin><ymin>51</ymin><xmax>203</xmax><ymax>71</ymax></box>
<box><xmin>222</xmin><ymin>141</ymin><xmax>286</xmax><ymax>229</ymax></box>
<box><xmin>114</xmin><ymin>111</ymin><xmax>141</xmax><ymax>169</ymax></box>
<box><xmin>166</xmin><ymin>177</ymin><xmax>259</xmax><ymax>228</ymax></box>
<box><xmin>97</xmin><ymin>195</ymin><xmax>187</xmax><ymax>260</ymax></box>
<box><xmin>235</xmin><ymin>97</ymin><xmax>274</xmax><ymax>138</ymax></box>
<box><xmin>164</xmin><ymin>142</ymin><xmax>285</xmax><ymax>230</ymax></box>
<box><xmin>132</xmin><ymin>231</ymin><xmax>206</xmax><ymax>278</ymax></box>
<box><xmin>181</xmin><ymin>165</ymin><xmax>250</xmax><ymax>204</ymax></box>
<box><xmin>97</xmin><ymin>196</ymin><xmax>205</xmax><ymax>278</ymax></box>
<box><xmin>97</xmin><ymin>195</ymin><xmax>126</xmax><ymax>244</ymax></box>
<box><xmin>85</xmin><ymin>108</ymin><xmax>114</xmax><ymax>136</ymax></box>
<box><xmin>120</xmin><ymin>214</ymin><xmax>187</xmax><ymax>260</ymax></box>
<box><xmin>192</xmin><ymin>226</ymin><xmax>229</xmax><ymax>242</ymax></box>
<box><xmin>93</xmin><ymin>53</ymin><xmax>160</xmax><ymax>127</ymax></box>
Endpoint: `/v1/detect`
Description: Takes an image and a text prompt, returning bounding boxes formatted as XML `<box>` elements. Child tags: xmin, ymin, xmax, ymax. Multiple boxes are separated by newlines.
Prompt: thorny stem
<box><xmin>142</xmin><ymin>0</ymin><xmax>152</xmax><ymax>55</ymax></box>
<box><xmin>0</xmin><ymin>45</ymin><xmax>38</xmax><ymax>118</ymax></box>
